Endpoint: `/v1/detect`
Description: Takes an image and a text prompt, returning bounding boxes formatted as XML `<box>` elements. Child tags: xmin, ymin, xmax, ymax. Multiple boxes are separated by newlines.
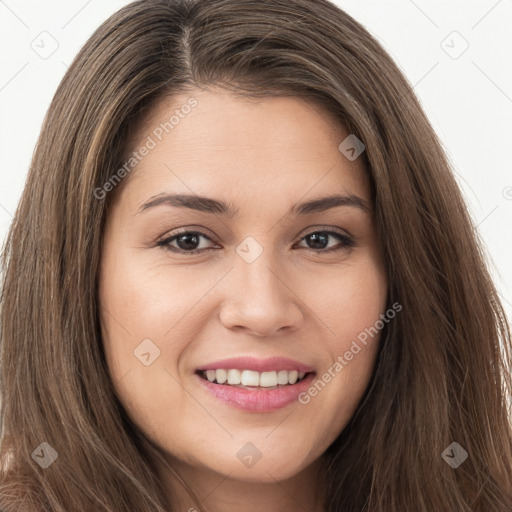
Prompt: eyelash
<box><xmin>156</xmin><ymin>226</ymin><xmax>356</xmax><ymax>255</ymax></box>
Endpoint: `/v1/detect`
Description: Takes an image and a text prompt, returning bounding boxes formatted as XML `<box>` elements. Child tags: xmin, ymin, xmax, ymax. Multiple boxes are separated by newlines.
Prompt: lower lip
<box><xmin>195</xmin><ymin>372</ymin><xmax>316</xmax><ymax>412</ymax></box>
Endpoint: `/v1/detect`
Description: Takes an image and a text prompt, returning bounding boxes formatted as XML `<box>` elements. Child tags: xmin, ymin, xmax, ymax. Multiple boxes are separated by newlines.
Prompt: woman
<box><xmin>1</xmin><ymin>0</ymin><xmax>511</xmax><ymax>510</ymax></box>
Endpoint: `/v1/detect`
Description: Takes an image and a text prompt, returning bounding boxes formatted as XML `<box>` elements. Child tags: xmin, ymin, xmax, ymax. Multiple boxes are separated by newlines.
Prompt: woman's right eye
<box><xmin>157</xmin><ymin>230</ymin><xmax>217</xmax><ymax>254</ymax></box>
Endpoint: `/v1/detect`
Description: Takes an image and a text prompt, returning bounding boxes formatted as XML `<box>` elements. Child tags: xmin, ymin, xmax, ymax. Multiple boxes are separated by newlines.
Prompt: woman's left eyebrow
<box><xmin>136</xmin><ymin>192</ymin><xmax>371</xmax><ymax>217</ymax></box>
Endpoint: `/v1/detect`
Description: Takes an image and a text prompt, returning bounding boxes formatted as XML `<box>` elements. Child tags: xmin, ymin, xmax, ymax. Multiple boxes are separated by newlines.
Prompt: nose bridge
<box><xmin>234</xmin><ymin>234</ymin><xmax>286</xmax><ymax>304</ymax></box>
<box><xmin>218</xmin><ymin>234</ymin><xmax>303</xmax><ymax>335</ymax></box>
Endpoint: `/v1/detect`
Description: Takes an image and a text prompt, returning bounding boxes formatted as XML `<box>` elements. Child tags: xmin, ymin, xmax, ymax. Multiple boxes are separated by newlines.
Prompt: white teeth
<box><xmin>277</xmin><ymin>370</ymin><xmax>288</xmax><ymax>385</ymax></box>
<box><xmin>202</xmin><ymin>369</ymin><xmax>308</xmax><ymax>387</ymax></box>
<box><xmin>216</xmin><ymin>369</ymin><xmax>227</xmax><ymax>384</ymax></box>
<box><xmin>260</xmin><ymin>371</ymin><xmax>278</xmax><ymax>387</ymax></box>
<box><xmin>241</xmin><ymin>370</ymin><xmax>260</xmax><ymax>386</ymax></box>
<box><xmin>227</xmin><ymin>369</ymin><xmax>241</xmax><ymax>385</ymax></box>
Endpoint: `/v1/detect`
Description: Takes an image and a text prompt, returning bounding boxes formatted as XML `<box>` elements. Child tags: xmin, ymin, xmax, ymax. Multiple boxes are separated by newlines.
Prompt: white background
<box><xmin>1</xmin><ymin>0</ymin><xmax>511</xmax><ymax>320</ymax></box>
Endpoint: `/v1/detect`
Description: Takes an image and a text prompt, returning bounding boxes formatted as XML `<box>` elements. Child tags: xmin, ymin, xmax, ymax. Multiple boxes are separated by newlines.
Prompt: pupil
<box><xmin>307</xmin><ymin>233</ymin><xmax>328</xmax><ymax>249</ymax></box>
<box><xmin>178</xmin><ymin>233</ymin><xmax>199</xmax><ymax>250</ymax></box>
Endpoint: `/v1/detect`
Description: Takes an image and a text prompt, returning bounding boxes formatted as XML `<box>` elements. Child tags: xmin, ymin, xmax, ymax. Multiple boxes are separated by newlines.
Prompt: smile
<box><xmin>194</xmin><ymin>356</ymin><xmax>316</xmax><ymax>412</ymax></box>
<box><xmin>198</xmin><ymin>369</ymin><xmax>307</xmax><ymax>388</ymax></box>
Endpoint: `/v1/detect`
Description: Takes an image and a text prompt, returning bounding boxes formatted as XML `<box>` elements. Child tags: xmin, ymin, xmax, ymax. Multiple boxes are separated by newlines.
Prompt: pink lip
<box><xmin>197</xmin><ymin>356</ymin><xmax>313</xmax><ymax>373</ymax></box>
<box><xmin>195</xmin><ymin>371</ymin><xmax>316</xmax><ymax>412</ymax></box>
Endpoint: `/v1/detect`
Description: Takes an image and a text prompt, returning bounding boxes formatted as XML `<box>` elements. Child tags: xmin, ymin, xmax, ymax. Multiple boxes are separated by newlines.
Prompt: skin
<box><xmin>98</xmin><ymin>88</ymin><xmax>388</xmax><ymax>512</ymax></box>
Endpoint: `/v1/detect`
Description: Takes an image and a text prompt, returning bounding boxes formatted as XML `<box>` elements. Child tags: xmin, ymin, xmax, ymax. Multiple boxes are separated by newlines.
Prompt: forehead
<box><xmin>116</xmin><ymin>89</ymin><xmax>369</xmax><ymax>213</ymax></box>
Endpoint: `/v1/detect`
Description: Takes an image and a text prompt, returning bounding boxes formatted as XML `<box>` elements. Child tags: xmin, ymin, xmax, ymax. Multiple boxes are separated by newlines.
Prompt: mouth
<box><xmin>194</xmin><ymin>356</ymin><xmax>316</xmax><ymax>412</ymax></box>
<box><xmin>195</xmin><ymin>368</ymin><xmax>312</xmax><ymax>390</ymax></box>
<box><xmin>194</xmin><ymin>356</ymin><xmax>316</xmax><ymax>411</ymax></box>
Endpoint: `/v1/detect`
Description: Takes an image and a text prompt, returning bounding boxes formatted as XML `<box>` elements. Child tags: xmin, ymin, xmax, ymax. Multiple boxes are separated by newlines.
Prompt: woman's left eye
<box><xmin>156</xmin><ymin>228</ymin><xmax>355</xmax><ymax>255</ymax></box>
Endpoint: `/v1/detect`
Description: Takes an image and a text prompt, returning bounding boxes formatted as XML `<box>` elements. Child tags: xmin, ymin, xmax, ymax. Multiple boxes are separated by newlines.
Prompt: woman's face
<box><xmin>99</xmin><ymin>89</ymin><xmax>387</xmax><ymax>488</ymax></box>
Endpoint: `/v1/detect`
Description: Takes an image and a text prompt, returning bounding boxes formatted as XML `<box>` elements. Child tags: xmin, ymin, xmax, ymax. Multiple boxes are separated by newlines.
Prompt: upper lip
<box><xmin>197</xmin><ymin>356</ymin><xmax>314</xmax><ymax>373</ymax></box>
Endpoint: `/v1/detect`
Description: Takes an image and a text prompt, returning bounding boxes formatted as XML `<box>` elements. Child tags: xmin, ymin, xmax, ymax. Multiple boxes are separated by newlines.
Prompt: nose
<box><xmin>218</xmin><ymin>250</ymin><xmax>304</xmax><ymax>338</ymax></box>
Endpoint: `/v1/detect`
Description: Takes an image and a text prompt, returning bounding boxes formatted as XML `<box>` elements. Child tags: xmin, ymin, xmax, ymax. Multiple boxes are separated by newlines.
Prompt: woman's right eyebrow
<box><xmin>136</xmin><ymin>193</ymin><xmax>371</xmax><ymax>217</ymax></box>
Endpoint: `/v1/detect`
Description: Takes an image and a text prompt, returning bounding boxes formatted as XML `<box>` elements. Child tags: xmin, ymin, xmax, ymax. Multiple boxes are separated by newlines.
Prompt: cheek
<box><xmin>98</xmin><ymin>249</ymin><xmax>207</xmax><ymax>442</ymax></box>
<box><xmin>99</xmin><ymin>250</ymin><xmax>209</xmax><ymax>363</ymax></box>
<box><xmin>296</xmin><ymin>252</ymin><xmax>387</xmax><ymax>424</ymax></box>
<box><xmin>309</xmin><ymin>250</ymin><xmax>387</xmax><ymax>346</ymax></box>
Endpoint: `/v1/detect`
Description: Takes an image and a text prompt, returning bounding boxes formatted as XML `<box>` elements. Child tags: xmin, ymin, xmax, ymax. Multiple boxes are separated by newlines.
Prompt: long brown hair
<box><xmin>1</xmin><ymin>0</ymin><xmax>511</xmax><ymax>510</ymax></box>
